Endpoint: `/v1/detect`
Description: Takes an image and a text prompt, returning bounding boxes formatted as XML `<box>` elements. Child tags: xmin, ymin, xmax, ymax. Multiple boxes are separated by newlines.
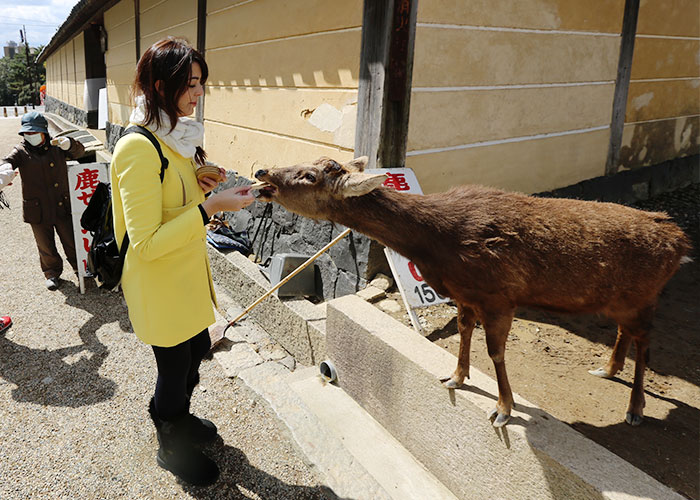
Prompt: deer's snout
<box><xmin>255</xmin><ymin>169</ymin><xmax>267</xmax><ymax>180</ymax></box>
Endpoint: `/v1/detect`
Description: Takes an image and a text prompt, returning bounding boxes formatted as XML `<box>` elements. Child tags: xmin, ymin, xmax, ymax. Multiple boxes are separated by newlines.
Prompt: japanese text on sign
<box><xmin>67</xmin><ymin>162</ymin><xmax>109</xmax><ymax>293</ymax></box>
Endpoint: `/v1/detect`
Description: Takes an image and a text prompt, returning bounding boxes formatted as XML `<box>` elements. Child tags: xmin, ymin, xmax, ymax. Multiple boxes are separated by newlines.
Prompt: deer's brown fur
<box><xmin>254</xmin><ymin>156</ymin><xmax>692</xmax><ymax>427</ymax></box>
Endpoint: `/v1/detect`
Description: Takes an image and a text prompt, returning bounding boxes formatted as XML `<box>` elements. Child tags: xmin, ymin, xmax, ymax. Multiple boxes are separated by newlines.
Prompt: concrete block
<box><xmin>325</xmin><ymin>295</ymin><xmax>683</xmax><ymax>500</ymax></box>
<box><xmin>268</xmin><ymin>253</ymin><xmax>317</xmax><ymax>297</ymax></box>
<box><xmin>356</xmin><ymin>285</ymin><xmax>386</xmax><ymax>302</ymax></box>
<box><xmin>212</xmin><ymin>339</ymin><xmax>264</xmax><ymax>378</ymax></box>
<box><xmin>376</xmin><ymin>298</ymin><xmax>402</xmax><ymax>313</ymax></box>
<box><xmin>369</xmin><ymin>273</ymin><xmax>394</xmax><ymax>291</ymax></box>
<box><xmin>208</xmin><ymin>246</ymin><xmax>326</xmax><ymax>366</ymax></box>
<box><xmin>288</xmin><ymin>368</ymin><xmax>458</xmax><ymax>500</ymax></box>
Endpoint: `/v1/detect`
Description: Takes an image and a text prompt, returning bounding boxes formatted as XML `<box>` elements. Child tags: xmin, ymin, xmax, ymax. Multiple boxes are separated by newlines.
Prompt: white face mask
<box><xmin>24</xmin><ymin>134</ymin><xmax>44</xmax><ymax>146</ymax></box>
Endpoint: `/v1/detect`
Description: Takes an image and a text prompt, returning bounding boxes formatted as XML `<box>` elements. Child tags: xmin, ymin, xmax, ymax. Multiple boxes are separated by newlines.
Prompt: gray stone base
<box><xmin>105</xmin><ymin>121</ymin><xmax>125</xmax><ymax>152</ymax></box>
<box><xmin>44</xmin><ymin>96</ymin><xmax>88</xmax><ymax>129</ymax></box>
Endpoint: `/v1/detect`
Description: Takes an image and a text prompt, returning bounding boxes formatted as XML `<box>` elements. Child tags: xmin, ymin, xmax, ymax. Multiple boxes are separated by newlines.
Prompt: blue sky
<box><xmin>0</xmin><ymin>0</ymin><xmax>79</xmax><ymax>50</ymax></box>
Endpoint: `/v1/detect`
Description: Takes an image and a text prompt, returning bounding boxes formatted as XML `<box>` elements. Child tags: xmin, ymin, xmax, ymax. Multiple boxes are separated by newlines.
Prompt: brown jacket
<box><xmin>4</xmin><ymin>137</ymin><xmax>85</xmax><ymax>225</ymax></box>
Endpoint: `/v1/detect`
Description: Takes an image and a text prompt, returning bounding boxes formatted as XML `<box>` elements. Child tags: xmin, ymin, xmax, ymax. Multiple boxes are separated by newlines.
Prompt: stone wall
<box><xmin>104</xmin><ymin>121</ymin><xmax>125</xmax><ymax>153</ymax></box>
<box><xmin>44</xmin><ymin>96</ymin><xmax>88</xmax><ymax>129</ymax></box>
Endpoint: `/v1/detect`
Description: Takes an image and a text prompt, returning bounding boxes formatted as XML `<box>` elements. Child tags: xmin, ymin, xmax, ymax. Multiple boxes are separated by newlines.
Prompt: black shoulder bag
<box><xmin>81</xmin><ymin>126</ymin><xmax>168</xmax><ymax>289</ymax></box>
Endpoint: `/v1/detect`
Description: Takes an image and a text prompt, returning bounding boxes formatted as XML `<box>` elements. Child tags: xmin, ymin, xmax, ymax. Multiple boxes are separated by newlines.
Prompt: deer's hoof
<box><xmin>625</xmin><ymin>412</ymin><xmax>643</xmax><ymax>426</ymax></box>
<box><xmin>588</xmin><ymin>367</ymin><xmax>613</xmax><ymax>378</ymax></box>
<box><xmin>488</xmin><ymin>408</ymin><xmax>511</xmax><ymax>428</ymax></box>
<box><xmin>443</xmin><ymin>378</ymin><xmax>460</xmax><ymax>389</ymax></box>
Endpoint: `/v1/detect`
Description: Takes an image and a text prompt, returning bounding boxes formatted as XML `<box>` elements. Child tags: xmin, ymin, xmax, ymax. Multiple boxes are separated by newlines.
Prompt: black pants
<box><xmin>151</xmin><ymin>328</ymin><xmax>211</xmax><ymax>420</ymax></box>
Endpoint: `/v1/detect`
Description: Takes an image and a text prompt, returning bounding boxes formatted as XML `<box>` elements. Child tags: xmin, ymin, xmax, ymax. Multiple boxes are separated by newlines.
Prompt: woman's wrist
<box><xmin>201</xmin><ymin>196</ymin><xmax>220</xmax><ymax>218</ymax></box>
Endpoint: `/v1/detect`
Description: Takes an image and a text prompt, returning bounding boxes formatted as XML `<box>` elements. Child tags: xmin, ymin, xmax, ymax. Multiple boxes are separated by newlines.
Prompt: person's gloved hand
<box><xmin>0</xmin><ymin>162</ymin><xmax>18</xmax><ymax>192</ymax></box>
<box><xmin>52</xmin><ymin>137</ymin><xmax>71</xmax><ymax>150</ymax></box>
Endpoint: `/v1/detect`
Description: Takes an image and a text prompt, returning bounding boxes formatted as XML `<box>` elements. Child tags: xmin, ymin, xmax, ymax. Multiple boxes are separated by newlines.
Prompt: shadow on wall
<box><xmin>456</xmin><ymin>365</ymin><xmax>696</xmax><ymax>498</ymax></box>
<box><xmin>212</xmin><ymin>66</ymin><xmax>356</xmax><ymax>90</ymax></box>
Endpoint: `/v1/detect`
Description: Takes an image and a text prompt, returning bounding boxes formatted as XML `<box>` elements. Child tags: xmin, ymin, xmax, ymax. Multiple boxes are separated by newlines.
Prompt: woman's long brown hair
<box><xmin>133</xmin><ymin>37</ymin><xmax>209</xmax><ymax>165</ymax></box>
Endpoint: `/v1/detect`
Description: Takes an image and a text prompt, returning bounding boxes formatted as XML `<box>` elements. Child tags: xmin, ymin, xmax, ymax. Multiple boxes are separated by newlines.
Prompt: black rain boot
<box><xmin>185</xmin><ymin>374</ymin><xmax>218</xmax><ymax>445</ymax></box>
<box><xmin>184</xmin><ymin>397</ymin><xmax>218</xmax><ymax>445</ymax></box>
<box><xmin>148</xmin><ymin>400</ymin><xmax>219</xmax><ymax>486</ymax></box>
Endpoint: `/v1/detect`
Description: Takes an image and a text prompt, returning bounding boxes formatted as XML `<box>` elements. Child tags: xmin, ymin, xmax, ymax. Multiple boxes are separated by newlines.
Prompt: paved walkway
<box><xmin>0</xmin><ymin>117</ymin><xmax>334</xmax><ymax>499</ymax></box>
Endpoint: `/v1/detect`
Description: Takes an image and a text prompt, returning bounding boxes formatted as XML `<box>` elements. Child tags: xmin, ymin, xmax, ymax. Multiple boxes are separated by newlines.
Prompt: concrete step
<box><xmin>238</xmin><ymin>363</ymin><xmax>458</xmax><ymax>500</ymax></box>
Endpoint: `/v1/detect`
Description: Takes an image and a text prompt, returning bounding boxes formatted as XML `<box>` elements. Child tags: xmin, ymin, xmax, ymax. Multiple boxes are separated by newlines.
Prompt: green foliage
<box><xmin>0</xmin><ymin>45</ymin><xmax>45</xmax><ymax>106</ymax></box>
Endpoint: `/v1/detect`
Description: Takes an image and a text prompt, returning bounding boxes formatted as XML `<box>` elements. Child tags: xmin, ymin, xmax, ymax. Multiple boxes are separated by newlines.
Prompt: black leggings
<box><xmin>151</xmin><ymin>328</ymin><xmax>211</xmax><ymax>419</ymax></box>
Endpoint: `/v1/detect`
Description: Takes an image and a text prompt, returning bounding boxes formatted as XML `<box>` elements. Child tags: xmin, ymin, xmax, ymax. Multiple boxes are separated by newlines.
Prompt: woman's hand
<box><xmin>201</xmin><ymin>185</ymin><xmax>255</xmax><ymax>217</ymax></box>
<box><xmin>197</xmin><ymin>167</ymin><xmax>227</xmax><ymax>194</ymax></box>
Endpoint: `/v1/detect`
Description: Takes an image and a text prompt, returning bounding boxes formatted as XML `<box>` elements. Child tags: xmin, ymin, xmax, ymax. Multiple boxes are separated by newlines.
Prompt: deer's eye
<box><xmin>323</xmin><ymin>161</ymin><xmax>342</xmax><ymax>173</ymax></box>
<box><xmin>304</xmin><ymin>173</ymin><xmax>316</xmax><ymax>182</ymax></box>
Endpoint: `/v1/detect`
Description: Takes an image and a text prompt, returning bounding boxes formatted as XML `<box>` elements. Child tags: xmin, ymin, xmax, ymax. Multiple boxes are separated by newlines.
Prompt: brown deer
<box><xmin>253</xmin><ymin>156</ymin><xmax>692</xmax><ymax>427</ymax></box>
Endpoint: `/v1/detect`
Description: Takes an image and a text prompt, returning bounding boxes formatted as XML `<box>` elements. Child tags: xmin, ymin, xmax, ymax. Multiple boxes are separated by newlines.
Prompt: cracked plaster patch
<box><xmin>306</xmin><ymin>101</ymin><xmax>357</xmax><ymax>149</ymax></box>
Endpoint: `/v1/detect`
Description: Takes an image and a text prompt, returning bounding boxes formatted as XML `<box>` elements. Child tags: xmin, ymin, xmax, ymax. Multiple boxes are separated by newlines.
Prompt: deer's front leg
<box><xmin>482</xmin><ymin>310</ymin><xmax>515</xmax><ymax>428</ymax></box>
<box><xmin>443</xmin><ymin>304</ymin><xmax>476</xmax><ymax>389</ymax></box>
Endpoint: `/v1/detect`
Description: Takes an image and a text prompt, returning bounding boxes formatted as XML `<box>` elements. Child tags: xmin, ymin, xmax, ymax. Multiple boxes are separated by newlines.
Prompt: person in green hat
<box><xmin>0</xmin><ymin>111</ymin><xmax>85</xmax><ymax>290</ymax></box>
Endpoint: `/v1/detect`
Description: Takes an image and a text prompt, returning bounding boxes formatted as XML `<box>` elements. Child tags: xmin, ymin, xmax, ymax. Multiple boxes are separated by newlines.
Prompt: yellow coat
<box><xmin>110</xmin><ymin>131</ymin><xmax>216</xmax><ymax>347</ymax></box>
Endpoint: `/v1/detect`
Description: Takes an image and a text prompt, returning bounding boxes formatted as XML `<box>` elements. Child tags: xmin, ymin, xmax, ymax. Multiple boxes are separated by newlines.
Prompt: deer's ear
<box><xmin>341</xmin><ymin>173</ymin><xmax>387</xmax><ymax>198</ymax></box>
<box><xmin>344</xmin><ymin>156</ymin><xmax>369</xmax><ymax>173</ymax></box>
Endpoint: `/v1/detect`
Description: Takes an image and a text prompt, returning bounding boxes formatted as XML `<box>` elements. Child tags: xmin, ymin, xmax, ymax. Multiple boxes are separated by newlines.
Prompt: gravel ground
<box><xmin>0</xmin><ymin>117</ymin><xmax>333</xmax><ymax>500</ymax></box>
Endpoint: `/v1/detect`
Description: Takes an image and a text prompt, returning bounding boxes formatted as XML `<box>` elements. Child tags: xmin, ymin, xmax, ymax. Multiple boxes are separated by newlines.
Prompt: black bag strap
<box><xmin>118</xmin><ymin>125</ymin><xmax>169</xmax><ymax>258</ymax></box>
<box><xmin>122</xmin><ymin>125</ymin><xmax>169</xmax><ymax>181</ymax></box>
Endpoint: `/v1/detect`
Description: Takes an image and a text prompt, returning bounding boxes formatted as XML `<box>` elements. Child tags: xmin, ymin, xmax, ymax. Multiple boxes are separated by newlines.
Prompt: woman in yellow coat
<box><xmin>110</xmin><ymin>38</ymin><xmax>254</xmax><ymax>486</ymax></box>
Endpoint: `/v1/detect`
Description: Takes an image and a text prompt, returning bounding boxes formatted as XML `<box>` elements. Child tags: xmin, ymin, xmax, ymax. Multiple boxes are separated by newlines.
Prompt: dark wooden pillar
<box><xmin>355</xmin><ymin>0</ymin><xmax>418</xmax><ymax>168</ymax></box>
<box><xmin>84</xmin><ymin>23</ymin><xmax>107</xmax><ymax>129</ymax></box>
<box><xmin>196</xmin><ymin>0</ymin><xmax>207</xmax><ymax>123</ymax></box>
<box><xmin>134</xmin><ymin>0</ymin><xmax>141</xmax><ymax>61</ymax></box>
<box><xmin>605</xmin><ymin>0</ymin><xmax>640</xmax><ymax>176</ymax></box>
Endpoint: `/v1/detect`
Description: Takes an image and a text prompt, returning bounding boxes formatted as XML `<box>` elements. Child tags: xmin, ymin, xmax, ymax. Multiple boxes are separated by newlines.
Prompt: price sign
<box><xmin>67</xmin><ymin>162</ymin><xmax>109</xmax><ymax>294</ymax></box>
<box><xmin>366</xmin><ymin>168</ymin><xmax>450</xmax><ymax>332</ymax></box>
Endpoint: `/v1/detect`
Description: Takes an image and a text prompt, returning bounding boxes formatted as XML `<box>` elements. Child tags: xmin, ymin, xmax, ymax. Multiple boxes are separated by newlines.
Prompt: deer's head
<box><xmin>253</xmin><ymin>156</ymin><xmax>387</xmax><ymax>219</ymax></box>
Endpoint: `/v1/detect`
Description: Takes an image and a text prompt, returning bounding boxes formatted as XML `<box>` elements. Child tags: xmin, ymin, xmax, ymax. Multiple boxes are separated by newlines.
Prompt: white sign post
<box><xmin>67</xmin><ymin>162</ymin><xmax>109</xmax><ymax>294</ymax></box>
<box><xmin>366</xmin><ymin>168</ymin><xmax>450</xmax><ymax>334</ymax></box>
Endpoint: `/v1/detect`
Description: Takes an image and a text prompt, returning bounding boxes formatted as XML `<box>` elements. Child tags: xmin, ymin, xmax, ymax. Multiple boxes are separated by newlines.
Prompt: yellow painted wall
<box><xmin>105</xmin><ymin>0</ymin><xmax>136</xmax><ymax>126</ymax></box>
<box><xmin>408</xmin><ymin>0</ymin><xmax>625</xmax><ymax>193</ymax></box>
<box><xmin>74</xmin><ymin>33</ymin><xmax>86</xmax><ymax>109</ymax></box>
<box><xmin>104</xmin><ymin>0</ymin><xmax>198</xmax><ymax>126</ymax></box>
<box><xmin>203</xmin><ymin>0</ymin><xmax>363</xmax><ymax>178</ymax></box>
<box><xmin>621</xmin><ymin>0</ymin><xmax>700</xmax><ymax>170</ymax></box>
<box><xmin>45</xmin><ymin>56</ymin><xmax>55</xmax><ymax>98</ymax></box>
<box><xmin>44</xmin><ymin>0</ymin><xmax>697</xmax><ymax>194</ymax></box>
<box><xmin>139</xmin><ymin>0</ymin><xmax>197</xmax><ymax>58</ymax></box>
<box><xmin>44</xmin><ymin>34</ymin><xmax>86</xmax><ymax>109</ymax></box>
